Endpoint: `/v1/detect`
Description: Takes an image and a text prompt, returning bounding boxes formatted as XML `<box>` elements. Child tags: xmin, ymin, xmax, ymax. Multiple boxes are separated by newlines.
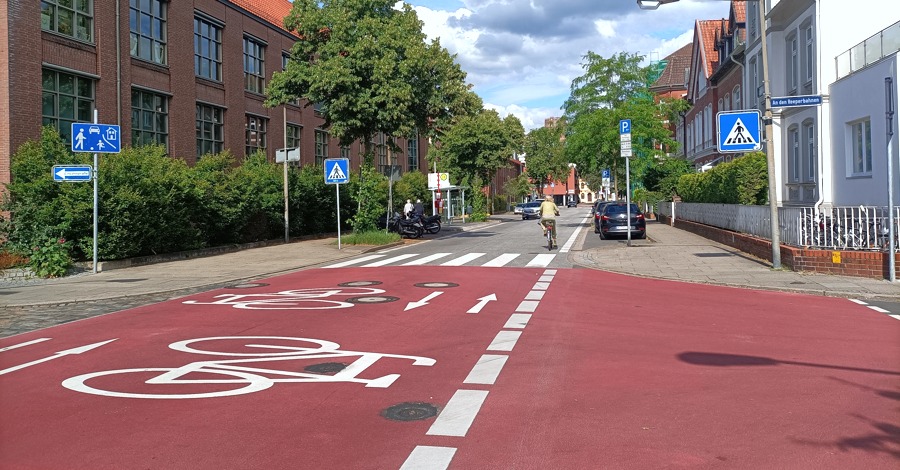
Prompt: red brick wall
<box><xmin>4</xmin><ymin>0</ymin><xmax>427</xmax><ymax>177</ymax></box>
<box><xmin>659</xmin><ymin>216</ymin><xmax>900</xmax><ymax>280</ymax></box>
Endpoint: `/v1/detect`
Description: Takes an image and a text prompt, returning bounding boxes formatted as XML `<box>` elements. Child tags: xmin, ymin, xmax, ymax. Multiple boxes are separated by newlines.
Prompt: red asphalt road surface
<box><xmin>0</xmin><ymin>266</ymin><xmax>898</xmax><ymax>469</ymax></box>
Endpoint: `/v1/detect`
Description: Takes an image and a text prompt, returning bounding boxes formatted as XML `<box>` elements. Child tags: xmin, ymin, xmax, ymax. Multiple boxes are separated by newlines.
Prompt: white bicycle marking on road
<box><xmin>182</xmin><ymin>287</ymin><xmax>387</xmax><ymax>310</ymax></box>
<box><xmin>62</xmin><ymin>336</ymin><xmax>436</xmax><ymax>399</ymax></box>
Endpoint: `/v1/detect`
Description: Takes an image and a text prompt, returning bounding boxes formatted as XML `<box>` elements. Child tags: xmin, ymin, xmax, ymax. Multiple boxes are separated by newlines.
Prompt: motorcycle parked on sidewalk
<box><xmin>416</xmin><ymin>214</ymin><xmax>442</xmax><ymax>234</ymax></box>
<box><xmin>382</xmin><ymin>212</ymin><xmax>424</xmax><ymax>239</ymax></box>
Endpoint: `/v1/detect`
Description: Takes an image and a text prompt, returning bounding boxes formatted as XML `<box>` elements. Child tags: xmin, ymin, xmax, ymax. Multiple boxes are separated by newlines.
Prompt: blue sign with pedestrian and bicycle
<box><xmin>71</xmin><ymin>123</ymin><xmax>121</xmax><ymax>153</ymax></box>
<box><xmin>717</xmin><ymin>111</ymin><xmax>761</xmax><ymax>153</ymax></box>
<box><xmin>324</xmin><ymin>158</ymin><xmax>350</xmax><ymax>184</ymax></box>
<box><xmin>52</xmin><ymin>165</ymin><xmax>93</xmax><ymax>182</ymax></box>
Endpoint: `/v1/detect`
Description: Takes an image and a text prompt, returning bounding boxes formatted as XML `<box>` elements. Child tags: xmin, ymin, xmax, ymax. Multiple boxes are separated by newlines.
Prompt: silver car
<box><xmin>521</xmin><ymin>201</ymin><xmax>543</xmax><ymax>220</ymax></box>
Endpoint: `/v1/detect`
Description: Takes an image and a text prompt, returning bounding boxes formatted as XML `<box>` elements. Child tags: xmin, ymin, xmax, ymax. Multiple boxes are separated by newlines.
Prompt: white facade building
<box><xmin>745</xmin><ymin>0</ymin><xmax>900</xmax><ymax>208</ymax></box>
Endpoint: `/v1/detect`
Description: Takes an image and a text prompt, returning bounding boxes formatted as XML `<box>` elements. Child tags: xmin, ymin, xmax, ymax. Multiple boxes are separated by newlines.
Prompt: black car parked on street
<box><xmin>597</xmin><ymin>203</ymin><xmax>646</xmax><ymax>239</ymax></box>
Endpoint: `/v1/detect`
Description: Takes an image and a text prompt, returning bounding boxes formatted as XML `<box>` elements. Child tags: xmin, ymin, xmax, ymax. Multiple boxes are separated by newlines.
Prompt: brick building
<box><xmin>0</xmin><ymin>0</ymin><xmax>430</xmax><ymax>190</ymax></box>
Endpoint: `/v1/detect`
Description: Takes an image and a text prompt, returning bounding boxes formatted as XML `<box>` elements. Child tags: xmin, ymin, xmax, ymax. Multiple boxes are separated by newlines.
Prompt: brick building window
<box><xmin>131</xmin><ymin>89</ymin><xmax>168</xmax><ymax>148</ymax></box>
<box><xmin>376</xmin><ymin>133</ymin><xmax>387</xmax><ymax>166</ymax></box>
<box><xmin>41</xmin><ymin>0</ymin><xmax>93</xmax><ymax>42</ymax></box>
<box><xmin>340</xmin><ymin>145</ymin><xmax>351</xmax><ymax>159</ymax></box>
<box><xmin>245</xmin><ymin>115</ymin><xmax>268</xmax><ymax>155</ymax></box>
<box><xmin>243</xmin><ymin>36</ymin><xmax>266</xmax><ymax>94</ymax></box>
<box><xmin>315</xmin><ymin>130</ymin><xmax>329</xmax><ymax>166</ymax></box>
<box><xmin>130</xmin><ymin>0</ymin><xmax>167</xmax><ymax>65</ymax></box>
<box><xmin>42</xmin><ymin>68</ymin><xmax>94</xmax><ymax>143</ymax></box>
<box><xmin>194</xmin><ymin>16</ymin><xmax>222</xmax><ymax>81</ymax></box>
<box><xmin>196</xmin><ymin>103</ymin><xmax>224</xmax><ymax>157</ymax></box>
<box><xmin>286</xmin><ymin>124</ymin><xmax>301</xmax><ymax>149</ymax></box>
<box><xmin>407</xmin><ymin>136</ymin><xmax>419</xmax><ymax>170</ymax></box>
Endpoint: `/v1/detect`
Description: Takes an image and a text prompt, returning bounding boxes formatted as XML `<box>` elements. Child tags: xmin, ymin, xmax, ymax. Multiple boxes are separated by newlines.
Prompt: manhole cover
<box><xmin>227</xmin><ymin>282</ymin><xmax>270</xmax><ymax>289</ymax></box>
<box><xmin>381</xmin><ymin>402</ymin><xmax>439</xmax><ymax>421</ymax></box>
<box><xmin>347</xmin><ymin>295</ymin><xmax>399</xmax><ymax>304</ymax></box>
<box><xmin>338</xmin><ymin>281</ymin><xmax>383</xmax><ymax>287</ymax></box>
<box><xmin>303</xmin><ymin>362</ymin><xmax>347</xmax><ymax>375</ymax></box>
<box><xmin>414</xmin><ymin>282</ymin><xmax>459</xmax><ymax>288</ymax></box>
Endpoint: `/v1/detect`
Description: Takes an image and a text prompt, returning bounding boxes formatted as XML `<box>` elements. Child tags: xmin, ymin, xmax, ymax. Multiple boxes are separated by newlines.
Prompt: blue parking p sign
<box><xmin>324</xmin><ymin>158</ymin><xmax>350</xmax><ymax>184</ymax></box>
<box><xmin>71</xmin><ymin>123</ymin><xmax>121</xmax><ymax>153</ymax></box>
<box><xmin>717</xmin><ymin>111</ymin><xmax>761</xmax><ymax>153</ymax></box>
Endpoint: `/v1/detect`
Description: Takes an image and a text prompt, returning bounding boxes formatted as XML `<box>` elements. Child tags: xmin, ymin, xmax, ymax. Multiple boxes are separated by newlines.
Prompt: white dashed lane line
<box><xmin>849</xmin><ymin>299</ymin><xmax>900</xmax><ymax>320</ymax></box>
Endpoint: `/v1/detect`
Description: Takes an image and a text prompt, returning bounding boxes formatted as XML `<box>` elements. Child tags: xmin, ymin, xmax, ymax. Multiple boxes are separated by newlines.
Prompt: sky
<box><xmin>403</xmin><ymin>0</ymin><xmax>735</xmax><ymax>130</ymax></box>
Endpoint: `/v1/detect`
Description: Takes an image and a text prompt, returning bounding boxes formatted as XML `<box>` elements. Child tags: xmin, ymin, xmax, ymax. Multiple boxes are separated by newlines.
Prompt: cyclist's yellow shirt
<box><xmin>539</xmin><ymin>201</ymin><xmax>558</xmax><ymax>219</ymax></box>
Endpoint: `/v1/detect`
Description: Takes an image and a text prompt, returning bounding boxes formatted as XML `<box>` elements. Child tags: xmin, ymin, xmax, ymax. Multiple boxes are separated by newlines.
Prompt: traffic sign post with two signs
<box><xmin>717</xmin><ymin>110</ymin><xmax>761</xmax><ymax>153</ymax></box>
<box><xmin>619</xmin><ymin>119</ymin><xmax>634</xmax><ymax>245</ymax></box>
<box><xmin>324</xmin><ymin>158</ymin><xmax>350</xmax><ymax>249</ymax></box>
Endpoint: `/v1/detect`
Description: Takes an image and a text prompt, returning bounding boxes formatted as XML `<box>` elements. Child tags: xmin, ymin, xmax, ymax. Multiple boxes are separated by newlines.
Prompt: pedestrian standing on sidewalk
<box><xmin>403</xmin><ymin>199</ymin><xmax>414</xmax><ymax>218</ymax></box>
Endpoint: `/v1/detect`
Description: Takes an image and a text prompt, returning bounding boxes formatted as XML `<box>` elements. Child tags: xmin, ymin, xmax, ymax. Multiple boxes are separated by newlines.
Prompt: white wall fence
<box><xmin>657</xmin><ymin>202</ymin><xmax>900</xmax><ymax>252</ymax></box>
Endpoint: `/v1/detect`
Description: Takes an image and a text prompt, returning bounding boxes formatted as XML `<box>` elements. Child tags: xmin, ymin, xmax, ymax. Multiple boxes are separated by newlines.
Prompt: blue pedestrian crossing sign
<box><xmin>324</xmin><ymin>158</ymin><xmax>350</xmax><ymax>184</ymax></box>
<box><xmin>71</xmin><ymin>123</ymin><xmax>121</xmax><ymax>153</ymax></box>
<box><xmin>717</xmin><ymin>111</ymin><xmax>761</xmax><ymax>153</ymax></box>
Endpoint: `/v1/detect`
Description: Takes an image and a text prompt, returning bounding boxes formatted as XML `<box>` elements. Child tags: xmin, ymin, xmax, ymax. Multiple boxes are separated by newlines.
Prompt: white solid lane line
<box><xmin>399</xmin><ymin>446</ymin><xmax>457</xmax><ymax>470</ymax></box>
<box><xmin>559</xmin><ymin>216</ymin><xmax>589</xmax><ymax>253</ymax></box>
<box><xmin>426</xmin><ymin>389</ymin><xmax>490</xmax><ymax>437</ymax></box>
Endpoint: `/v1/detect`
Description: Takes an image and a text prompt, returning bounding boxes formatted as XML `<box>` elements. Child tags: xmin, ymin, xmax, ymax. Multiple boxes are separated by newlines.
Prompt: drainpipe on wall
<box><xmin>115</xmin><ymin>0</ymin><xmax>122</xmax><ymax>125</ymax></box>
<box><xmin>813</xmin><ymin>0</ymin><xmax>824</xmax><ymax>217</ymax></box>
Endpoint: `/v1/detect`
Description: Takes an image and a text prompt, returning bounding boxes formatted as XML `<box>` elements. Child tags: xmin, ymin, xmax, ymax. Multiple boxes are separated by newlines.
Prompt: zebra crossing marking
<box><xmin>481</xmin><ymin>253</ymin><xmax>521</xmax><ymax>267</ymax></box>
<box><xmin>362</xmin><ymin>254</ymin><xmax>418</xmax><ymax>267</ymax></box>
<box><xmin>440</xmin><ymin>253</ymin><xmax>487</xmax><ymax>266</ymax></box>
<box><xmin>402</xmin><ymin>253</ymin><xmax>452</xmax><ymax>265</ymax></box>
<box><xmin>323</xmin><ymin>254</ymin><xmax>384</xmax><ymax>268</ymax></box>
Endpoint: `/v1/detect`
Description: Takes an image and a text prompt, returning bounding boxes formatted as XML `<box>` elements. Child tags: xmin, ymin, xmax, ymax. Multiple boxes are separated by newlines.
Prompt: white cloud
<box><xmin>408</xmin><ymin>0</ymin><xmax>731</xmax><ymax>130</ymax></box>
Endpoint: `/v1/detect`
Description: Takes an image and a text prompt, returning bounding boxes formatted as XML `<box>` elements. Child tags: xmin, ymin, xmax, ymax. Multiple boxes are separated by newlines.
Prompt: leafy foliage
<box><xmin>523</xmin><ymin>125</ymin><xmax>569</xmax><ymax>196</ymax></box>
<box><xmin>349</xmin><ymin>163</ymin><xmax>388</xmax><ymax>232</ymax></box>
<box><xmin>28</xmin><ymin>237</ymin><xmax>73</xmax><ymax>278</ymax></box>
<box><xmin>392</xmin><ymin>171</ymin><xmax>429</xmax><ymax>214</ymax></box>
<box><xmin>676</xmin><ymin>153</ymin><xmax>768</xmax><ymax>204</ymax></box>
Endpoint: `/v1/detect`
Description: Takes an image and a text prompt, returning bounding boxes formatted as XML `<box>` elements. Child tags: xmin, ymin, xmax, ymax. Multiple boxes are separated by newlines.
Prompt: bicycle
<box><xmin>539</xmin><ymin>219</ymin><xmax>555</xmax><ymax>251</ymax></box>
<box><xmin>61</xmin><ymin>336</ymin><xmax>436</xmax><ymax>399</ymax></box>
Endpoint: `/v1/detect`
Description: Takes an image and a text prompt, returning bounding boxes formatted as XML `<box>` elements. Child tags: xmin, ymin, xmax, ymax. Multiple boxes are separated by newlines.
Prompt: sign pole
<box><xmin>625</xmin><ymin>155</ymin><xmax>632</xmax><ymax>247</ymax></box>
<box><xmin>283</xmin><ymin>107</ymin><xmax>289</xmax><ymax>244</ymax></box>
<box><xmin>92</xmin><ymin>110</ymin><xmax>99</xmax><ymax>274</ymax></box>
<box><xmin>759</xmin><ymin>0</ymin><xmax>781</xmax><ymax>269</ymax></box>
<box><xmin>336</xmin><ymin>183</ymin><xmax>342</xmax><ymax>250</ymax></box>
<box><xmin>887</xmin><ymin>76</ymin><xmax>896</xmax><ymax>281</ymax></box>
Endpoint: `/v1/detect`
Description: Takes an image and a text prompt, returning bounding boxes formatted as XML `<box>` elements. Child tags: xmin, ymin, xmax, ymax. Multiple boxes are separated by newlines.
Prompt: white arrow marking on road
<box><xmin>467</xmin><ymin>294</ymin><xmax>497</xmax><ymax>314</ymax></box>
<box><xmin>0</xmin><ymin>339</ymin><xmax>117</xmax><ymax>376</ymax></box>
<box><xmin>0</xmin><ymin>337</ymin><xmax>52</xmax><ymax>353</ymax></box>
<box><xmin>405</xmin><ymin>291</ymin><xmax>444</xmax><ymax>311</ymax></box>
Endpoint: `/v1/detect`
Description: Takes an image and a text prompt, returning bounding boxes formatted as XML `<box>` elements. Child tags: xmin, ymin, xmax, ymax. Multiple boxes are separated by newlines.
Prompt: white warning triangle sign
<box><xmin>723</xmin><ymin>118</ymin><xmax>758</xmax><ymax>146</ymax></box>
<box><xmin>328</xmin><ymin>162</ymin><xmax>347</xmax><ymax>181</ymax></box>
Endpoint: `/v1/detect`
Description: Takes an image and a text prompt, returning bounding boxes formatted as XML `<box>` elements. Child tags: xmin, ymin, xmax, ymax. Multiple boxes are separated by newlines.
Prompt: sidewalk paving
<box><xmin>3</xmin><ymin>217</ymin><xmax>900</xmax><ymax>310</ymax></box>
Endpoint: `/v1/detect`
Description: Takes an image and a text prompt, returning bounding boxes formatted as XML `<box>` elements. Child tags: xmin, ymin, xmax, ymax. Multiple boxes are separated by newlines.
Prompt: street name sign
<box><xmin>324</xmin><ymin>158</ymin><xmax>350</xmax><ymax>184</ymax></box>
<box><xmin>52</xmin><ymin>165</ymin><xmax>93</xmax><ymax>182</ymax></box>
<box><xmin>71</xmin><ymin>123</ymin><xmax>121</xmax><ymax>153</ymax></box>
<box><xmin>771</xmin><ymin>95</ymin><xmax>822</xmax><ymax>108</ymax></box>
<box><xmin>717</xmin><ymin>110</ymin><xmax>761</xmax><ymax>153</ymax></box>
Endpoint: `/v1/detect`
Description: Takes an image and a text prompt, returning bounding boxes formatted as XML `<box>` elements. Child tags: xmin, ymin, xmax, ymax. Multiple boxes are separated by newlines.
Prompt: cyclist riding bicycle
<box><xmin>539</xmin><ymin>194</ymin><xmax>560</xmax><ymax>248</ymax></box>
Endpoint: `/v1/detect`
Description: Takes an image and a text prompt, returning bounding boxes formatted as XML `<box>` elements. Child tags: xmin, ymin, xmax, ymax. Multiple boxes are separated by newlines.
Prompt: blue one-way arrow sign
<box><xmin>53</xmin><ymin>165</ymin><xmax>93</xmax><ymax>182</ymax></box>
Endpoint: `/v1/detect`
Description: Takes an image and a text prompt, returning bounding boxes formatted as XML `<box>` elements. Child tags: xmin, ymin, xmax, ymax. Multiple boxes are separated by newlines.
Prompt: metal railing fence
<box><xmin>657</xmin><ymin>202</ymin><xmax>900</xmax><ymax>252</ymax></box>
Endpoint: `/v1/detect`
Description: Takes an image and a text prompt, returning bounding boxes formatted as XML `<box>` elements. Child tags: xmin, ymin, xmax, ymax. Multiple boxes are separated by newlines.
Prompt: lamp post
<box><xmin>637</xmin><ymin>0</ymin><xmax>781</xmax><ymax>268</ymax></box>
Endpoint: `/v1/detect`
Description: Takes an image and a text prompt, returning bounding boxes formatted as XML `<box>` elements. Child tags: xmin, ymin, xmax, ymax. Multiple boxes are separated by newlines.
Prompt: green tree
<box><xmin>265</xmin><ymin>0</ymin><xmax>476</xmax><ymax>230</ymax></box>
<box><xmin>563</xmin><ymin>51</ymin><xmax>684</xmax><ymax>196</ymax></box>
<box><xmin>431</xmin><ymin>110</ymin><xmax>524</xmax><ymax>208</ymax></box>
<box><xmin>523</xmin><ymin>125</ymin><xmax>569</xmax><ymax>197</ymax></box>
